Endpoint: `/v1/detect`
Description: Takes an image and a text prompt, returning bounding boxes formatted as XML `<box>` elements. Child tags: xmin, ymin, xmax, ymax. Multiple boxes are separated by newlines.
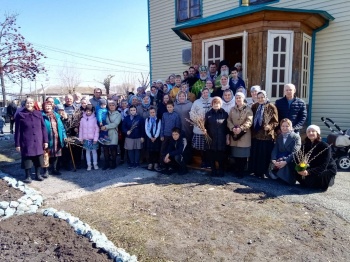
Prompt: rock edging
<box><xmin>42</xmin><ymin>208</ymin><xmax>137</xmax><ymax>262</ymax></box>
<box><xmin>0</xmin><ymin>173</ymin><xmax>43</xmax><ymax>218</ymax></box>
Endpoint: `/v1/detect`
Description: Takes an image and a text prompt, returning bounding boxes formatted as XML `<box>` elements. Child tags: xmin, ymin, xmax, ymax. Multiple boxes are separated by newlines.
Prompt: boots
<box><xmin>35</xmin><ymin>167</ymin><xmax>44</xmax><ymax>181</ymax></box>
<box><xmin>42</xmin><ymin>168</ymin><xmax>49</xmax><ymax>178</ymax></box>
<box><xmin>23</xmin><ymin>169</ymin><xmax>32</xmax><ymax>184</ymax></box>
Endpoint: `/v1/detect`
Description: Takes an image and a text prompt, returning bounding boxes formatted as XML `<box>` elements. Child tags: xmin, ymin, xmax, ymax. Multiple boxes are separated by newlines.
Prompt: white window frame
<box><xmin>266</xmin><ymin>30</ymin><xmax>294</xmax><ymax>101</ymax></box>
<box><xmin>202</xmin><ymin>32</ymin><xmax>248</xmax><ymax>78</ymax></box>
<box><xmin>300</xmin><ymin>33</ymin><xmax>312</xmax><ymax>102</ymax></box>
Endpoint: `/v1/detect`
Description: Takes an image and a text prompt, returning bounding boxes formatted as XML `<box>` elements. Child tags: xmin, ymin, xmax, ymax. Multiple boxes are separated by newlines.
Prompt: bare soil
<box><xmin>0</xmin><ymin>179</ymin><xmax>24</xmax><ymax>201</ymax></box>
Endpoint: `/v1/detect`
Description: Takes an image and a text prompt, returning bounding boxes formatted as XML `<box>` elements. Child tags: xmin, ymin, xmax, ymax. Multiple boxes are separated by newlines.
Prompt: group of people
<box><xmin>11</xmin><ymin>61</ymin><xmax>337</xmax><ymax>191</ymax></box>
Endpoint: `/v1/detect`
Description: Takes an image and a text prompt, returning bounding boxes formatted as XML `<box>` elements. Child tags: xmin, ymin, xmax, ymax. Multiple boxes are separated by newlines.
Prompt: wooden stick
<box><xmin>68</xmin><ymin>142</ymin><xmax>76</xmax><ymax>172</ymax></box>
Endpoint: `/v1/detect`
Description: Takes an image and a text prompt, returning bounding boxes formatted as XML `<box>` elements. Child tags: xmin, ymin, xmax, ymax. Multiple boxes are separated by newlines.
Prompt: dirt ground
<box><xmin>1</xmin><ymin>136</ymin><xmax>350</xmax><ymax>261</ymax></box>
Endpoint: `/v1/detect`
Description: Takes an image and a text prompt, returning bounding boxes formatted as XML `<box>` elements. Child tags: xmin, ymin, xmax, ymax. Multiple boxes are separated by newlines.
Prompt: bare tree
<box><xmin>117</xmin><ymin>72</ymin><xmax>137</xmax><ymax>95</ymax></box>
<box><xmin>0</xmin><ymin>14</ymin><xmax>46</xmax><ymax>105</ymax></box>
<box><xmin>57</xmin><ymin>62</ymin><xmax>81</xmax><ymax>94</ymax></box>
<box><xmin>138</xmin><ymin>72</ymin><xmax>150</xmax><ymax>89</ymax></box>
<box><xmin>96</xmin><ymin>74</ymin><xmax>114</xmax><ymax>95</ymax></box>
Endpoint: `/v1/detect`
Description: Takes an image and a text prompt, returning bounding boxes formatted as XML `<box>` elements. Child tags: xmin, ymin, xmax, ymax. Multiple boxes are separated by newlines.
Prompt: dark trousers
<box><xmin>208</xmin><ymin>150</ymin><xmax>226</xmax><ymax>171</ymax></box>
<box><xmin>128</xmin><ymin>149</ymin><xmax>141</xmax><ymax>165</ymax></box>
<box><xmin>10</xmin><ymin>118</ymin><xmax>15</xmax><ymax>133</ymax></box>
<box><xmin>149</xmin><ymin>151</ymin><xmax>159</xmax><ymax>164</ymax></box>
<box><xmin>165</xmin><ymin>154</ymin><xmax>187</xmax><ymax>172</ymax></box>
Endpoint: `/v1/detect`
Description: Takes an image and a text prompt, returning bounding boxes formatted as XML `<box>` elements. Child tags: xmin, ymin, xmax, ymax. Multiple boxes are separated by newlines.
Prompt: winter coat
<box><xmin>15</xmin><ymin>109</ymin><xmax>48</xmax><ymax>157</ymax></box>
<box><xmin>293</xmin><ymin>140</ymin><xmax>337</xmax><ymax>190</ymax></box>
<box><xmin>251</xmin><ymin>102</ymin><xmax>279</xmax><ymax>140</ymax></box>
<box><xmin>105</xmin><ymin>110</ymin><xmax>122</xmax><ymax>145</ymax></box>
<box><xmin>42</xmin><ymin>111</ymin><xmax>67</xmax><ymax>149</ymax></box>
<box><xmin>271</xmin><ymin>132</ymin><xmax>301</xmax><ymax>185</ymax></box>
<box><xmin>79</xmin><ymin>113</ymin><xmax>99</xmax><ymax>142</ymax></box>
<box><xmin>122</xmin><ymin>114</ymin><xmax>144</xmax><ymax>139</ymax></box>
<box><xmin>136</xmin><ymin>105</ymin><xmax>151</xmax><ymax>120</ymax></box>
<box><xmin>229</xmin><ymin>77</ymin><xmax>246</xmax><ymax>94</ymax></box>
<box><xmin>205</xmin><ymin>108</ymin><xmax>229</xmax><ymax>151</ymax></box>
<box><xmin>227</xmin><ymin>104</ymin><xmax>253</xmax><ymax>147</ymax></box>
<box><xmin>166</xmin><ymin>133</ymin><xmax>186</xmax><ymax>157</ymax></box>
<box><xmin>7</xmin><ymin>102</ymin><xmax>17</xmax><ymax>118</ymax></box>
<box><xmin>275</xmin><ymin>96</ymin><xmax>307</xmax><ymax>132</ymax></box>
<box><xmin>157</xmin><ymin>102</ymin><xmax>168</xmax><ymax>120</ymax></box>
<box><xmin>190</xmin><ymin>96</ymin><xmax>213</xmax><ymax>134</ymax></box>
<box><xmin>160</xmin><ymin>111</ymin><xmax>181</xmax><ymax>137</ymax></box>
<box><xmin>174</xmin><ymin>100</ymin><xmax>193</xmax><ymax>143</ymax></box>
<box><xmin>150</xmin><ymin>91</ymin><xmax>163</xmax><ymax>107</ymax></box>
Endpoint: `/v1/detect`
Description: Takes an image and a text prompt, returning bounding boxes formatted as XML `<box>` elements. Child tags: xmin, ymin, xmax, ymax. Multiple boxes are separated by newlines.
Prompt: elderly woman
<box><xmin>190</xmin><ymin>88</ymin><xmax>213</xmax><ymax>168</ymax></box>
<box><xmin>270</xmin><ymin>118</ymin><xmax>301</xmax><ymax>184</ymax></box>
<box><xmin>137</xmin><ymin>95</ymin><xmax>152</xmax><ymax>120</ymax></box>
<box><xmin>174</xmin><ymin>91</ymin><xmax>193</xmax><ymax>144</ymax></box>
<box><xmin>250</xmin><ymin>90</ymin><xmax>279</xmax><ymax>178</ymax></box>
<box><xmin>221</xmin><ymin>89</ymin><xmax>235</xmax><ymax>114</ymax></box>
<box><xmin>100</xmin><ymin>100</ymin><xmax>122</xmax><ymax>169</ymax></box>
<box><xmin>246</xmin><ymin>85</ymin><xmax>261</xmax><ymax>107</ymax></box>
<box><xmin>15</xmin><ymin>97</ymin><xmax>48</xmax><ymax>183</ymax></box>
<box><xmin>293</xmin><ymin>125</ymin><xmax>337</xmax><ymax>191</ymax></box>
<box><xmin>227</xmin><ymin>92</ymin><xmax>253</xmax><ymax>178</ymax></box>
<box><xmin>204</xmin><ymin>97</ymin><xmax>229</xmax><ymax>176</ymax></box>
<box><xmin>41</xmin><ymin>101</ymin><xmax>67</xmax><ymax>177</ymax></box>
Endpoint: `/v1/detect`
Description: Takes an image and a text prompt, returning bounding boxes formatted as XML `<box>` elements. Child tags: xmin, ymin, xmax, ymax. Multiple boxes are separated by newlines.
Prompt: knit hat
<box><xmin>250</xmin><ymin>85</ymin><xmax>261</xmax><ymax>93</ymax></box>
<box><xmin>56</xmin><ymin>104</ymin><xmax>64</xmax><ymax>111</ymax></box>
<box><xmin>307</xmin><ymin>125</ymin><xmax>321</xmax><ymax>135</ymax></box>
<box><xmin>99</xmin><ymin>98</ymin><xmax>107</xmax><ymax>105</ymax></box>
<box><xmin>235</xmin><ymin>91</ymin><xmax>246</xmax><ymax>100</ymax></box>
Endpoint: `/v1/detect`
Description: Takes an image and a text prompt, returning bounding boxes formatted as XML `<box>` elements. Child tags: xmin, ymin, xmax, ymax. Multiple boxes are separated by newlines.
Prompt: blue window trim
<box><xmin>175</xmin><ymin>0</ymin><xmax>203</xmax><ymax>25</ymax></box>
<box><xmin>240</xmin><ymin>0</ymin><xmax>280</xmax><ymax>6</ymax></box>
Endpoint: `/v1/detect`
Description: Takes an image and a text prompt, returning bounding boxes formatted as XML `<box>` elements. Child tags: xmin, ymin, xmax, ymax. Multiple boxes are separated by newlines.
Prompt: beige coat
<box><xmin>227</xmin><ymin>104</ymin><xmax>253</xmax><ymax>147</ymax></box>
<box><xmin>105</xmin><ymin>110</ymin><xmax>122</xmax><ymax>145</ymax></box>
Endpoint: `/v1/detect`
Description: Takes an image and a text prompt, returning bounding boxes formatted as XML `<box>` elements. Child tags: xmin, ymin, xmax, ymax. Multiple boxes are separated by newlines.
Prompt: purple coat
<box><xmin>15</xmin><ymin>109</ymin><xmax>49</xmax><ymax>157</ymax></box>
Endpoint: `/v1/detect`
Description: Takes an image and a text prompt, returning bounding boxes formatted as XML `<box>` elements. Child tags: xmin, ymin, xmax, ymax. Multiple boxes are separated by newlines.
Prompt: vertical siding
<box><xmin>271</xmin><ymin>0</ymin><xmax>350</xmax><ymax>134</ymax></box>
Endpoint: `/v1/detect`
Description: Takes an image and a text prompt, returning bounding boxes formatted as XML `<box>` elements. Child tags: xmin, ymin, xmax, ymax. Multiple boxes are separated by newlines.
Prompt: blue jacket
<box><xmin>122</xmin><ymin>115</ymin><xmax>145</xmax><ymax>139</ymax></box>
<box><xmin>160</xmin><ymin>111</ymin><xmax>181</xmax><ymax>137</ymax></box>
<box><xmin>275</xmin><ymin>96</ymin><xmax>307</xmax><ymax>132</ymax></box>
<box><xmin>229</xmin><ymin>77</ymin><xmax>246</xmax><ymax>95</ymax></box>
<box><xmin>42</xmin><ymin>111</ymin><xmax>67</xmax><ymax>149</ymax></box>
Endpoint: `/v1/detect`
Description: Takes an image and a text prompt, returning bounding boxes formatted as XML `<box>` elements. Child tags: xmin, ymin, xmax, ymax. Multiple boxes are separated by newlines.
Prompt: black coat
<box><xmin>205</xmin><ymin>108</ymin><xmax>228</xmax><ymax>151</ymax></box>
<box><xmin>293</xmin><ymin>140</ymin><xmax>337</xmax><ymax>190</ymax></box>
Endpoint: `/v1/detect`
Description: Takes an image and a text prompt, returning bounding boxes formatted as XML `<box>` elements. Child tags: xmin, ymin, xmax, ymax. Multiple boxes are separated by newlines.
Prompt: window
<box><xmin>249</xmin><ymin>0</ymin><xmax>276</xmax><ymax>5</ymax></box>
<box><xmin>177</xmin><ymin>0</ymin><xmax>201</xmax><ymax>22</ymax></box>
<box><xmin>266</xmin><ymin>30</ymin><xmax>294</xmax><ymax>100</ymax></box>
<box><xmin>300</xmin><ymin>34</ymin><xmax>312</xmax><ymax>101</ymax></box>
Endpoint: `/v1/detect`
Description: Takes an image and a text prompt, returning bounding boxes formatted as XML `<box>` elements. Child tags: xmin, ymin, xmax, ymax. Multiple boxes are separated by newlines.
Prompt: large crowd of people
<box><xmin>10</xmin><ymin>60</ymin><xmax>337</xmax><ymax>191</ymax></box>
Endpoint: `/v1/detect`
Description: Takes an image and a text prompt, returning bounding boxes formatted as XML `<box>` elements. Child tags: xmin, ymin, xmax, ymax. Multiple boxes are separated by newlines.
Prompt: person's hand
<box><xmin>277</xmin><ymin>161</ymin><xmax>287</xmax><ymax>168</ymax></box>
<box><xmin>101</xmin><ymin>126</ymin><xmax>106</xmax><ymax>131</ymax></box>
<box><xmin>127</xmin><ymin>130</ymin><xmax>131</xmax><ymax>136</ymax></box>
<box><xmin>43</xmin><ymin>143</ymin><xmax>48</xmax><ymax>149</ymax></box>
<box><xmin>141</xmin><ymin>138</ymin><xmax>144</xmax><ymax>143</ymax></box>
<box><xmin>74</xmin><ymin>128</ymin><xmax>78</xmax><ymax>133</ymax></box>
<box><xmin>264</xmin><ymin>125</ymin><xmax>270</xmax><ymax>131</ymax></box>
<box><xmin>151</xmin><ymin>138</ymin><xmax>156</xmax><ymax>142</ymax></box>
<box><xmin>226</xmin><ymin>137</ymin><xmax>230</xmax><ymax>145</ymax></box>
<box><xmin>16</xmin><ymin>147</ymin><xmax>20</xmax><ymax>152</ymax></box>
<box><xmin>161</xmin><ymin>137</ymin><xmax>164</xmax><ymax>141</ymax></box>
<box><xmin>298</xmin><ymin>170</ymin><xmax>308</xmax><ymax>176</ymax></box>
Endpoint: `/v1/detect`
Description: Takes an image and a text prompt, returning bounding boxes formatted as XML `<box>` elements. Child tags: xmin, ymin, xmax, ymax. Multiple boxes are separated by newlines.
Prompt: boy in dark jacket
<box><xmin>162</xmin><ymin>127</ymin><xmax>188</xmax><ymax>175</ymax></box>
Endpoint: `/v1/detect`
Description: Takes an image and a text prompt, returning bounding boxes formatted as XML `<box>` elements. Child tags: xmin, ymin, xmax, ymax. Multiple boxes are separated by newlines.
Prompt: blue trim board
<box><xmin>172</xmin><ymin>5</ymin><xmax>334</xmax><ymax>41</ymax></box>
<box><xmin>147</xmin><ymin>0</ymin><xmax>152</xmax><ymax>82</ymax></box>
<box><xmin>308</xmin><ymin>20</ymin><xmax>330</xmax><ymax>125</ymax></box>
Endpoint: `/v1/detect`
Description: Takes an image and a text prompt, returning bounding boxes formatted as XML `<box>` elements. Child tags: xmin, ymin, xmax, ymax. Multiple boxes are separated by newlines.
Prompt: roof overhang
<box><xmin>172</xmin><ymin>6</ymin><xmax>334</xmax><ymax>41</ymax></box>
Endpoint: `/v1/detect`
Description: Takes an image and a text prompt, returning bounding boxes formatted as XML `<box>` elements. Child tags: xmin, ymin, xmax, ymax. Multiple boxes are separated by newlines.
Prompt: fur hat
<box><xmin>307</xmin><ymin>125</ymin><xmax>321</xmax><ymax>135</ymax></box>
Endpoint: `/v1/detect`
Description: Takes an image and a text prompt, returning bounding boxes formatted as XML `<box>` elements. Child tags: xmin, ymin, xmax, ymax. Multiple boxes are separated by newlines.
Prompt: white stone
<box><xmin>9</xmin><ymin>201</ymin><xmax>19</xmax><ymax>208</ymax></box>
<box><xmin>5</xmin><ymin>207</ymin><xmax>16</xmax><ymax>217</ymax></box>
<box><xmin>0</xmin><ymin>201</ymin><xmax>9</xmax><ymax>209</ymax></box>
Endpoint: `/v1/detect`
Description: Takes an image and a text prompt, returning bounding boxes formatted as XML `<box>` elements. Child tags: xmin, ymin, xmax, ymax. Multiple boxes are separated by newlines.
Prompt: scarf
<box><xmin>254</xmin><ymin>104</ymin><xmax>265</xmax><ymax>131</ymax></box>
<box><xmin>141</xmin><ymin>99</ymin><xmax>151</xmax><ymax>110</ymax></box>
<box><xmin>147</xmin><ymin>116</ymin><xmax>157</xmax><ymax>137</ymax></box>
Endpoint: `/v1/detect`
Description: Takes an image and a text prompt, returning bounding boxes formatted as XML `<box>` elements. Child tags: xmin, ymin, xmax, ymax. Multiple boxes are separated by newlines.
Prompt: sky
<box><xmin>1</xmin><ymin>0</ymin><xmax>150</xmax><ymax>95</ymax></box>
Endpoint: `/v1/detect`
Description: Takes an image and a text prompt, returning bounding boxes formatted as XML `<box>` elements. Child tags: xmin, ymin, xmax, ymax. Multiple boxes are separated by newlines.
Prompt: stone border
<box><xmin>0</xmin><ymin>172</ymin><xmax>138</xmax><ymax>262</ymax></box>
<box><xmin>0</xmin><ymin>172</ymin><xmax>43</xmax><ymax>218</ymax></box>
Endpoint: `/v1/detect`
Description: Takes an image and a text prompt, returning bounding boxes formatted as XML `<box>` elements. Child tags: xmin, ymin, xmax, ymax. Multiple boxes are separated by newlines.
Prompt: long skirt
<box><xmin>250</xmin><ymin>138</ymin><xmax>274</xmax><ymax>175</ymax></box>
<box><xmin>125</xmin><ymin>138</ymin><xmax>142</xmax><ymax>150</ymax></box>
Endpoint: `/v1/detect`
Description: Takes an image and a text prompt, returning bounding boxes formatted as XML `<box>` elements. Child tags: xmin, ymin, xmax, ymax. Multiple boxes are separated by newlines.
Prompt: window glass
<box><xmin>177</xmin><ymin>0</ymin><xmax>201</xmax><ymax>22</ymax></box>
<box><xmin>249</xmin><ymin>0</ymin><xmax>275</xmax><ymax>5</ymax></box>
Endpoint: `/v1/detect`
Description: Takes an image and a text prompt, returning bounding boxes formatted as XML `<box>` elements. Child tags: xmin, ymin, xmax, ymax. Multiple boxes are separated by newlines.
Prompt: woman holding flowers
<box><xmin>270</xmin><ymin>118</ymin><xmax>301</xmax><ymax>184</ymax></box>
<box><xmin>250</xmin><ymin>90</ymin><xmax>279</xmax><ymax>178</ymax></box>
<box><xmin>293</xmin><ymin>125</ymin><xmax>336</xmax><ymax>191</ymax></box>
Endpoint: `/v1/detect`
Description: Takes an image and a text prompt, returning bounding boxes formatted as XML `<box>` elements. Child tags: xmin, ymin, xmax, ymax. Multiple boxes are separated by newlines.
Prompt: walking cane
<box><xmin>68</xmin><ymin>142</ymin><xmax>76</xmax><ymax>172</ymax></box>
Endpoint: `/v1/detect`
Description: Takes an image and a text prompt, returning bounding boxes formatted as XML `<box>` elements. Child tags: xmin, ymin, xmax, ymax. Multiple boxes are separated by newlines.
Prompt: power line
<box><xmin>32</xmin><ymin>42</ymin><xmax>149</xmax><ymax>67</ymax></box>
<box><xmin>44</xmin><ymin>63</ymin><xmax>148</xmax><ymax>73</ymax></box>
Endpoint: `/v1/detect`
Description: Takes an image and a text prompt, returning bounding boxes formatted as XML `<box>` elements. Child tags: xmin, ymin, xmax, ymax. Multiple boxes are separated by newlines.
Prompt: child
<box><xmin>122</xmin><ymin>105</ymin><xmax>145</xmax><ymax>169</ymax></box>
<box><xmin>0</xmin><ymin>115</ymin><xmax>5</xmax><ymax>135</ymax></box>
<box><xmin>145</xmin><ymin>106</ymin><xmax>161</xmax><ymax>170</ymax></box>
<box><xmin>159</xmin><ymin>101</ymin><xmax>181</xmax><ymax>169</ymax></box>
<box><xmin>97</xmin><ymin>98</ymin><xmax>110</xmax><ymax>143</ymax></box>
<box><xmin>79</xmin><ymin>105</ymin><xmax>99</xmax><ymax>171</ymax></box>
<box><xmin>162</xmin><ymin>127</ymin><xmax>188</xmax><ymax>175</ymax></box>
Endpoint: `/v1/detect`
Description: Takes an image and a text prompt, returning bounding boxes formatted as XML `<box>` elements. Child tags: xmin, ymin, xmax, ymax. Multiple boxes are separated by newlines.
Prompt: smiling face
<box><xmin>163</xmin><ymin>95</ymin><xmax>169</xmax><ymax>104</ymax></box>
<box><xmin>307</xmin><ymin>128</ymin><xmax>318</xmax><ymax>142</ymax></box>
<box><xmin>178</xmin><ymin>93</ymin><xmax>186</xmax><ymax>103</ymax></box>
<box><xmin>235</xmin><ymin>94</ymin><xmax>244</xmax><ymax>106</ymax></box>
<box><xmin>257</xmin><ymin>93</ymin><xmax>266</xmax><ymax>104</ymax></box>
<box><xmin>281</xmin><ymin>121</ymin><xmax>292</xmax><ymax>134</ymax></box>
<box><xmin>223</xmin><ymin>91</ymin><xmax>232</xmax><ymax>102</ymax></box>
<box><xmin>212</xmin><ymin>101</ymin><xmax>221</xmax><ymax>110</ymax></box>
<box><xmin>44</xmin><ymin>103</ymin><xmax>53</xmax><ymax>113</ymax></box>
<box><xmin>206</xmin><ymin>80</ymin><xmax>213</xmax><ymax>89</ymax></box>
<box><xmin>25</xmin><ymin>98</ymin><xmax>35</xmax><ymax>111</ymax></box>
<box><xmin>85</xmin><ymin>109</ymin><xmax>92</xmax><ymax>116</ymax></box>
<box><xmin>201</xmin><ymin>89</ymin><xmax>209</xmax><ymax>99</ymax></box>
<box><xmin>220</xmin><ymin>76</ymin><xmax>228</xmax><ymax>86</ymax></box>
<box><xmin>284</xmin><ymin>84</ymin><xmax>296</xmax><ymax>100</ymax></box>
<box><xmin>65</xmin><ymin>95</ymin><xmax>73</xmax><ymax>106</ymax></box>
<box><xmin>81</xmin><ymin>99</ymin><xmax>87</xmax><ymax>108</ymax></box>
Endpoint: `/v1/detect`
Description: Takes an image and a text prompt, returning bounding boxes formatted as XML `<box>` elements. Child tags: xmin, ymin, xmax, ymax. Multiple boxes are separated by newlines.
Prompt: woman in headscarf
<box><xmin>212</xmin><ymin>74</ymin><xmax>230</xmax><ymax>98</ymax></box>
<box><xmin>174</xmin><ymin>91</ymin><xmax>193</xmax><ymax>144</ymax></box>
<box><xmin>137</xmin><ymin>95</ymin><xmax>152</xmax><ymax>120</ymax></box>
<box><xmin>157</xmin><ymin>94</ymin><xmax>170</xmax><ymax>120</ymax></box>
<box><xmin>41</xmin><ymin>101</ymin><xmax>67</xmax><ymax>177</ymax></box>
<box><xmin>227</xmin><ymin>92</ymin><xmax>253</xmax><ymax>178</ymax></box>
<box><xmin>270</xmin><ymin>118</ymin><xmax>301</xmax><ymax>184</ymax></box>
<box><xmin>221</xmin><ymin>89</ymin><xmax>235</xmax><ymax>114</ymax></box>
<box><xmin>250</xmin><ymin>90</ymin><xmax>279</xmax><ymax>178</ymax></box>
<box><xmin>15</xmin><ymin>97</ymin><xmax>48</xmax><ymax>183</ymax></box>
<box><xmin>292</xmin><ymin>125</ymin><xmax>337</xmax><ymax>191</ymax></box>
<box><xmin>246</xmin><ymin>85</ymin><xmax>261</xmax><ymax>107</ymax></box>
<box><xmin>190</xmin><ymin>88</ymin><xmax>213</xmax><ymax>168</ymax></box>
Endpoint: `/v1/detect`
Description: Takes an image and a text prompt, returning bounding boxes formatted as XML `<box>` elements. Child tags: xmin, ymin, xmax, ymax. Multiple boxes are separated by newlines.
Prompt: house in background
<box><xmin>147</xmin><ymin>0</ymin><xmax>350</xmax><ymax>133</ymax></box>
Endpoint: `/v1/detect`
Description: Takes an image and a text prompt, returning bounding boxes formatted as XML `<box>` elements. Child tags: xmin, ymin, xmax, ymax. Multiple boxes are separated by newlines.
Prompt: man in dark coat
<box><xmin>275</xmin><ymin>83</ymin><xmax>307</xmax><ymax>134</ymax></box>
<box><xmin>7</xmin><ymin>100</ymin><xmax>18</xmax><ymax>134</ymax></box>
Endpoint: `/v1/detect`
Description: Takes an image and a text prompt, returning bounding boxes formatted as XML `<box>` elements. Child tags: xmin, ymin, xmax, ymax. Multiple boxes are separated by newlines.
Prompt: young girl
<box><xmin>145</xmin><ymin>106</ymin><xmax>161</xmax><ymax>170</ymax></box>
<box><xmin>122</xmin><ymin>105</ymin><xmax>145</xmax><ymax>169</ymax></box>
<box><xmin>79</xmin><ymin>105</ymin><xmax>99</xmax><ymax>171</ymax></box>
